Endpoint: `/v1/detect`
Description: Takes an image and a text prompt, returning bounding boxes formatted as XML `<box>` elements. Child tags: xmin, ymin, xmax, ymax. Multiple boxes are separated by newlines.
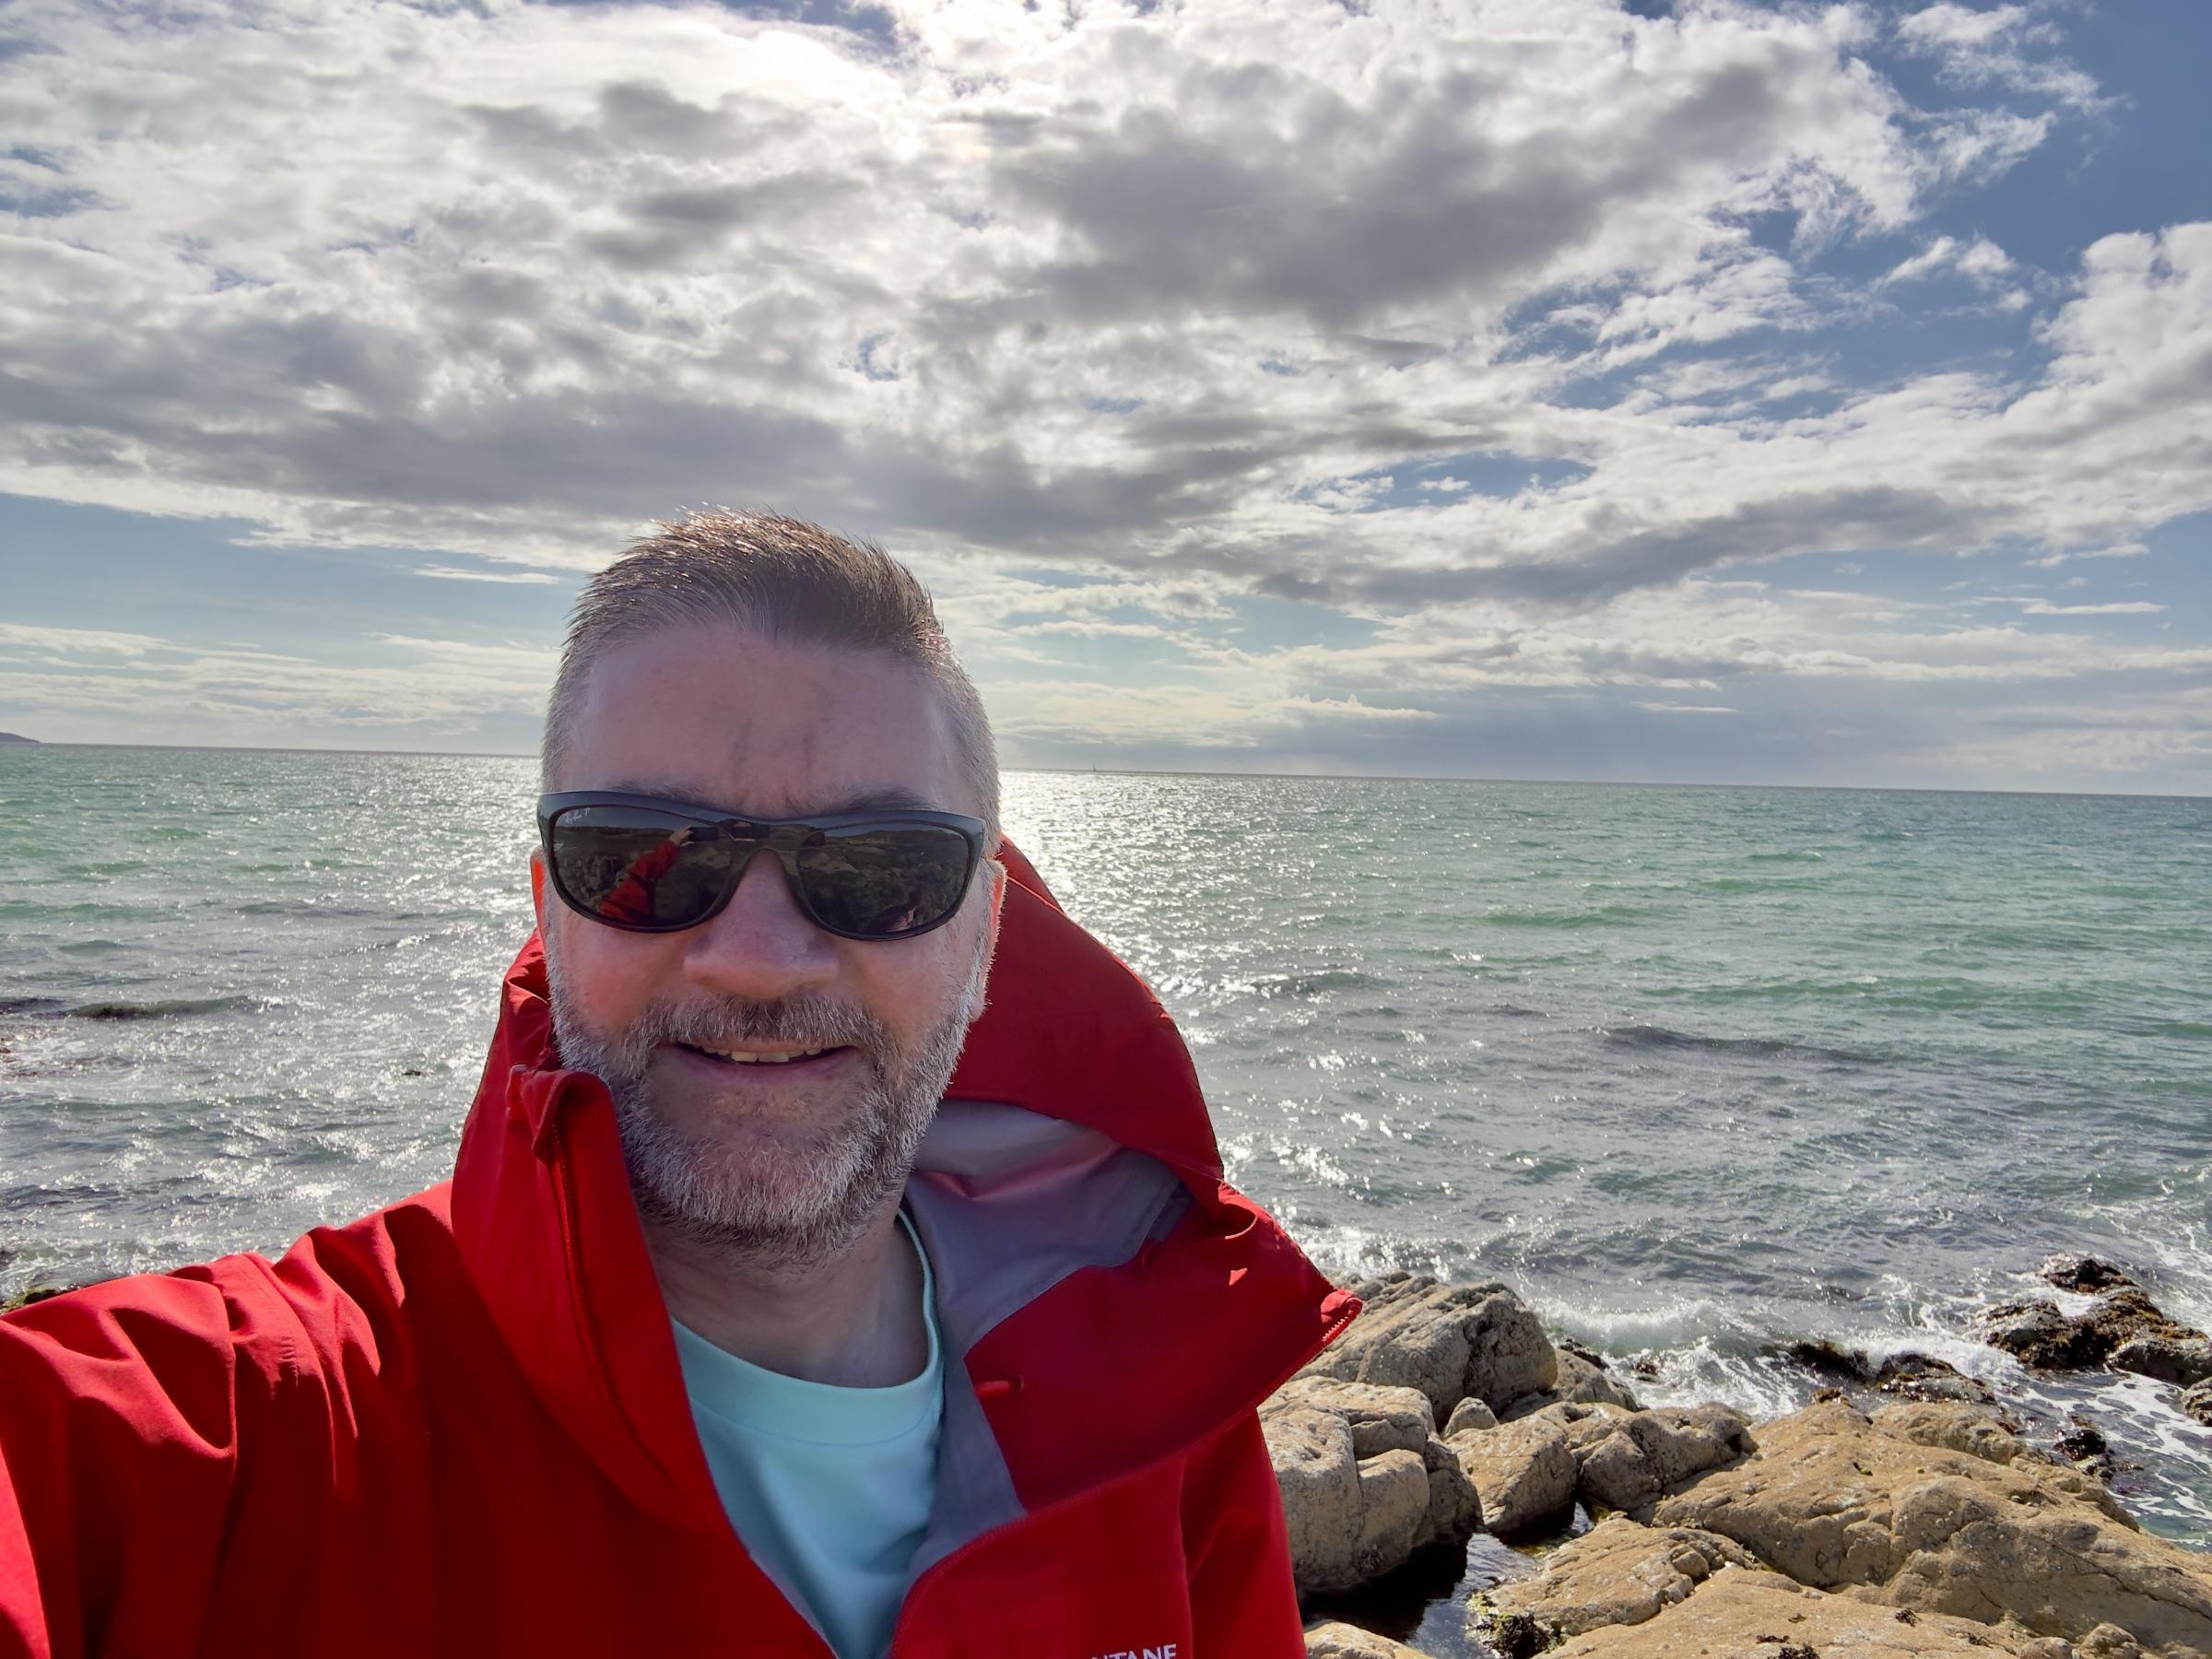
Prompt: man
<box><xmin>0</xmin><ymin>512</ymin><xmax>1357</xmax><ymax>1657</ymax></box>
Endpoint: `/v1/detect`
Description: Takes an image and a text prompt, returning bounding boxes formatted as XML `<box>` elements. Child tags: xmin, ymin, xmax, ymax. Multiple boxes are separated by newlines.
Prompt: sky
<box><xmin>1</xmin><ymin>0</ymin><xmax>2207</xmax><ymax>793</ymax></box>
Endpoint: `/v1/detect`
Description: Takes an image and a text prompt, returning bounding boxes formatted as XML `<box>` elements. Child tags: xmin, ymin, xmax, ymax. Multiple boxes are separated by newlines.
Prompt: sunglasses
<box><xmin>536</xmin><ymin>791</ymin><xmax>988</xmax><ymax>941</ymax></box>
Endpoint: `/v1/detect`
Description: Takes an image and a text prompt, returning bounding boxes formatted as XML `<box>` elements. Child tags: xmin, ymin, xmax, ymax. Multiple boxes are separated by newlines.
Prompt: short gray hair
<box><xmin>541</xmin><ymin>511</ymin><xmax>998</xmax><ymax>840</ymax></box>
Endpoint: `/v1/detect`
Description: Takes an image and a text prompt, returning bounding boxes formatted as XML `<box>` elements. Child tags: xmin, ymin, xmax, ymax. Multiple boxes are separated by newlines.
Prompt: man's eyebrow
<box><xmin>594</xmin><ymin>781</ymin><xmax>942</xmax><ymax>816</ymax></box>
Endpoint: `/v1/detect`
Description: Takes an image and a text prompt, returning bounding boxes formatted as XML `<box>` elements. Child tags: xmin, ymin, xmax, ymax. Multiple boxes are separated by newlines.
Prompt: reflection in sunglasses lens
<box><xmin>551</xmin><ymin>806</ymin><xmax>734</xmax><ymax>929</ymax></box>
<box><xmin>800</xmin><ymin>827</ymin><xmax>972</xmax><ymax>938</ymax></box>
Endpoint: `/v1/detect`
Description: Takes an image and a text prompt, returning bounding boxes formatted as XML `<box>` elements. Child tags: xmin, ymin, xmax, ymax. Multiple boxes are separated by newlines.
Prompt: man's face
<box><xmin>531</xmin><ymin>623</ymin><xmax>1002</xmax><ymax>1265</ymax></box>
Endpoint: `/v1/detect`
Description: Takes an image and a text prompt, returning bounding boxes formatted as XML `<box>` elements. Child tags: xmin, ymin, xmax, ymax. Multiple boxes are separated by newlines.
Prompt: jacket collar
<box><xmin>449</xmin><ymin>841</ymin><xmax>1355</xmax><ymax>1520</ymax></box>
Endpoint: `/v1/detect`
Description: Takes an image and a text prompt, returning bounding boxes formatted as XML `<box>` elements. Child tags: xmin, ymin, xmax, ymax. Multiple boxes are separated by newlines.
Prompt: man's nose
<box><xmin>677</xmin><ymin>848</ymin><xmax>840</xmax><ymax>998</ymax></box>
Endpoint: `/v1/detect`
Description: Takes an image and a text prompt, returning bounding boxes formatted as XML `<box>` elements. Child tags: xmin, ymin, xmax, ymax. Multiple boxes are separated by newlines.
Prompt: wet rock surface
<box><xmin>1984</xmin><ymin>1280</ymin><xmax>2211</xmax><ymax>1387</ymax></box>
<box><xmin>2045</xmin><ymin>1257</ymin><xmax>2141</xmax><ymax>1294</ymax></box>
<box><xmin>1773</xmin><ymin>1341</ymin><xmax>1997</xmax><ymax>1407</ymax></box>
<box><xmin>2183</xmin><ymin>1382</ymin><xmax>2212</xmax><ymax>1430</ymax></box>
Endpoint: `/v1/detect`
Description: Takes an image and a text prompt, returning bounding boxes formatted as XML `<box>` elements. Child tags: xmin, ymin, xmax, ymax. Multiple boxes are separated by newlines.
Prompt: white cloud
<box><xmin>1</xmin><ymin>0</ymin><xmax>2198</xmax><ymax>792</ymax></box>
<box><xmin>1893</xmin><ymin>4</ymin><xmax>2104</xmax><ymax>109</ymax></box>
<box><xmin>1877</xmin><ymin>232</ymin><xmax>2014</xmax><ymax>288</ymax></box>
<box><xmin>0</xmin><ymin>620</ymin><xmax>553</xmax><ymax>743</ymax></box>
<box><xmin>414</xmin><ymin>565</ymin><xmax>563</xmax><ymax>585</ymax></box>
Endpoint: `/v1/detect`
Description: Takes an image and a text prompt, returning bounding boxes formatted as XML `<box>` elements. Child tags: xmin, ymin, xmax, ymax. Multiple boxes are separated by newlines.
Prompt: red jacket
<box><xmin>0</xmin><ymin>846</ymin><xmax>1357</xmax><ymax>1658</ymax></box>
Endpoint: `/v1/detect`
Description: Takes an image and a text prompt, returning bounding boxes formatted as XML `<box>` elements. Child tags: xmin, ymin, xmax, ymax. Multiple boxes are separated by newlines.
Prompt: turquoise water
<box><xmin>4</xmin><ymin>746</ymin><xmax>2208</xmax><ymax>1539</ymax></box>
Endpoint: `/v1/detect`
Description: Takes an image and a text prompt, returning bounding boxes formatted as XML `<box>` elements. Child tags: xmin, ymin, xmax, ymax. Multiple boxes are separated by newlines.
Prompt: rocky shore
<box><xmin>1272</xmin><ymin>1261</ymin><xmax>2212</xmax><ymax>1659</ymax></box>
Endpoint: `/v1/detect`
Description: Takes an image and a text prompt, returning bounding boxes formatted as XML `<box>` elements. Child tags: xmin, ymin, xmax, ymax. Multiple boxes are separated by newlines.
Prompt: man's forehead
<box><xmin>591</xmin><ymin>776</ymin><xmax>941</xmax><ymax>819</ymax></box>
<box><xmin>560</xmin><ymin>625</ymin><xmax>962</xmax><ymax>815</ymax></box>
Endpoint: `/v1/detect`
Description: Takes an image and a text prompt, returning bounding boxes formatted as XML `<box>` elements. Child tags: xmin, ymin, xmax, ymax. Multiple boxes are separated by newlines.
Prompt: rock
<box><xmin>2044</xmin><ymin>1256</ymin><xmax>2137</xmax><ymax>1293</ymax></box>
<box><xmin>1985</xmin><ymin>1288</ymin><xmax>2208</xmax><ymax>1380</ymax></box>
<box><xmin>2056</xmin><ymin>1421</ymin><xmax>2116</xmax><ymax>1481</ymax></box>
<box><xmin>1876</xmin><ymin>1353</ymin><xmax>1998</xmax><ymax>1407</ymax></box>
<box><xmin>1445</xmin><ymin>1395</ymin><xmax>1499</xmax><ymax>1436</ymax></box>
<box><xmin>1300</xmin><ymin>1277</ymin><xmax>1558</xmax><ymax>1424</ymax></box>
<box><xmin>1472</xmin><ymin>1515</ymin><xmax>1765</xmax><ymax>1640</ymax></box>
<box><xmin>1263</xmin><ymin>1406</ymin><xmax>1431</xmax><ymax>1594</ymax></box>
<box><xmin>1418</xmin><ymin>1434</ymin><xmax>1484</xmax><ymax>1550</ymax></box>
<box><xmin>1571</xmin><ymin>1404</ymin><xmax>1755</xmax><ymax>1515</ymax></box>
<box><xmin>0</xmin><ymin>1283</ymin><xmax>70</xmax><ymax>1314</ymax></box>
<box><xmin>1263</xmin><ymin>1374</ymin><xmax>1482</xmax><ymax>1558</ymax></box>
<box><xmin>1539</xmin><ymin>1570</ymin><xmax>2052</xmax><ymax>1657</ymax></box>
<box><xmin>2183</xmin><ymin>1381</ymin><xmax>2212</xmax><ymax>1429</ymax></box>
<box><xmin>2109</xmin><ymin>1334</ymin><xmax>2212</xmax><ymax>1389</ymax></box>
<box><xmin>1448</xmin><ymin>1412</ymin><xmax>1578</xmax><ymax>1537</ymax></box>
<box><xmin>2080</xmin><ymin>1623</ymin><xmax>2147</xmax><ymax>1659</ymax></box>
<box><xmin>1304</xmin><ymin>1621</ymin><xmax>1432</xmax><ymax>1658</ymax></box>
<box><xmin>1503</xmin><ymin>1349</ymin><xmax>1642</xmax><ymax>1419</ymax></box>
<box><xmin>1986</xmin><ymin>1300</ymin><xmax>2112</xmax><ymax>1370</ymax></box>
<box><xmin>1870</xmin><ymin>1399</ymin><xmax>2032</xmax><ymax>1466</ymax></box>
<box><xmin>1651</xmin><ymin>1399</ymin><xmax>2212</xmax><ymax>1655</ymax></box>
<box><xmin>1270</xmin><ymin>1375</ymin><xmax>1435</xmax><ymax>1459</ymax></box>
<box><xmin>1785</xmin><ymin>1339</ymin><xmax>1877</xmax><ymax>1383</ymax></box>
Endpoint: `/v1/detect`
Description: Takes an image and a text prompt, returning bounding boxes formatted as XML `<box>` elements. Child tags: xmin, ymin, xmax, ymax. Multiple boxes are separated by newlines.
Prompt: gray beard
<box><xmin>543</xmin><ymin>935</ymin><xmax>989</xmax><ymax>1271</ymax></box>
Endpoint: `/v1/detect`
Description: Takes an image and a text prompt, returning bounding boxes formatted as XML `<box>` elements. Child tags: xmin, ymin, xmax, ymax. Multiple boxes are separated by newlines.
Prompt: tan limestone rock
<box><xmin>1264</xmin><ymin>1406</ymin><xmax>1433</xmax><ymax>1595</ymax></box>
<box><xmin>1504</xmin><ymin>1349</ymin><xmax>1645</xmax><ymax>1420</ymax></box>
<box><xmin>1472</xmin><ymin>1515</ymin><xmax>1766</xmax><ymax>1640</ymax></box>
<box><xmin>1304</xmin><ymin>1621</ymin><xmax>1433</xmax><ymax>1658</ymax></box>
<box><xmin>1649</xmin><ymin>1400</ymin><xmax>2212</xmax><ymax>1658</ymax></box>
<box><xmin>1303</xmin><ymin>1276</ymin><xmax>1558</xmax><ymax>1423</ymax></box>
<box><xmin>1270</xmin><ymin>1375</ymin><xmax>1436</xmax><ymax>1459</ymax></box>
<box><xmin>1449</xmin><ymin>1411</ymin><xmax>1578</xmax><ymax>1536</ymax></box>
<box><xmin>1547</xmin><ymin>1569</ymin><xmax>2047</xmax><ymax>1658</ymax></box>
<box><xmin>1264</xmin><ymin>1373</ymin><xmax>1483</xmax><ymax>1558</ymax></box>
<box><xmin>1446</xmin><ymin>1395</ymin><xmax>1500</xmax><ymax>1436</ymax></box>
<box><xmin>1572</xmin><ymin>1404</ymin><xmax>1755</xmax><ymax>1515</ymax></box>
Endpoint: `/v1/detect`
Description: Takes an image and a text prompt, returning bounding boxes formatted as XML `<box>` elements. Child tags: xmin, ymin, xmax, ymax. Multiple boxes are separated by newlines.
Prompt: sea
<box><xmin>5</xmin><ymin>745</ymin><xmax>2208</xmax><ymax>1571</ymax></box>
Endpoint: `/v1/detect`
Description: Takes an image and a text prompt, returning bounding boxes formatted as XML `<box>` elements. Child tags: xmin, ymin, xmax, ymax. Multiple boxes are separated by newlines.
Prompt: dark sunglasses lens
<box><xmin>547</xmin><ymin>806</ymin><xmax>736</xmax><ymax>930</ymax></box>
<box><xmin>798</xmin><ymin>824</ymin><xmax>973</xmax><ymax>938</ymax></box>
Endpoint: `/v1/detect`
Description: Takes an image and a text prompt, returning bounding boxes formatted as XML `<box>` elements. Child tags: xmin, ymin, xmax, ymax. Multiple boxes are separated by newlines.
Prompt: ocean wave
<box><xmin>1480</xmin><ymin>904</ymin><xmax>1657</xmax><ymax>928</ymax></box>
<box><xmin>58</xmin><ymin>994</ymin><xmax>264</xmax><ymax>1021</ymax></box>
<box><xmin>1594</xmin><ymin>1022</ymin><xmax>1883</xmax><ymax>1065</ymax></box>
<box><xmin>1251</xmin><ymin>970</ymin><xmax>1392</xmax><ymax>999</ymax></box>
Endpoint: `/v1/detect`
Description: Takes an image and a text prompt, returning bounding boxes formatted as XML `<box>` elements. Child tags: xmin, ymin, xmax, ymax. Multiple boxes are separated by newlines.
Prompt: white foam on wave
<box><xmin>1622</xmin><ymin>1338</ymin><xmax>1812</xmax><ymax>1425</ymax></box>
<box><xmin>1543</xmin><ymin>1296</ymin><xmax>1759</xmax><ymax>1356</ymax></box>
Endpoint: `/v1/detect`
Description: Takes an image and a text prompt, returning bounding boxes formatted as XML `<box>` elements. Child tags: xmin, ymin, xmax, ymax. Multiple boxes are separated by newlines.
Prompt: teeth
<box><xmin>695</xmin><ymin>1044</ymin><xmax>828</xmax><ymax>1065</ymax></box>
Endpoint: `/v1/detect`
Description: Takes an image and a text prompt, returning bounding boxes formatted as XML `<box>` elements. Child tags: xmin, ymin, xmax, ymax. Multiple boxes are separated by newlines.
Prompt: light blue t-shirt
<box><xmin>671</xmin><ymin>1213</ymin><xmax>943</xmax><ymax>1659</ymax></box>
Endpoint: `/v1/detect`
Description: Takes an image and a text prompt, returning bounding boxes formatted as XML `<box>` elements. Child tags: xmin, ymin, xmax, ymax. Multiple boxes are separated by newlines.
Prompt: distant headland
<box><xmin>0</xmin><ymin>732</ymin><xmax>40</xmax><ymax>745</ymax></box>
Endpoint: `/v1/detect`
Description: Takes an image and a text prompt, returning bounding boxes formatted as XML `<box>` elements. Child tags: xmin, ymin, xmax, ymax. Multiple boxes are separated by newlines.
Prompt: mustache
<box><xmin>626</xmin><ymin>994</ymin><xmax>892</xmax><ymax>1062</ymax></box>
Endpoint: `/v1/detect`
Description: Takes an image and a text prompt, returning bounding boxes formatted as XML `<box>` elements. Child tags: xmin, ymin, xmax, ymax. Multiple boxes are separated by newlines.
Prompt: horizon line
<box><xmin>3</xmin><ymin>737</ymin><xmax>2206</xmax><ymax>803</ymax></box>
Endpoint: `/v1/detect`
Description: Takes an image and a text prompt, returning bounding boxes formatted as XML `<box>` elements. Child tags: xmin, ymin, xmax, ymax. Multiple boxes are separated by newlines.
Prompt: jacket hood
<box><xmin>449</xmin><ymin>841</ymin><xmax>1357</xmax><ymax>1546</ymax></box>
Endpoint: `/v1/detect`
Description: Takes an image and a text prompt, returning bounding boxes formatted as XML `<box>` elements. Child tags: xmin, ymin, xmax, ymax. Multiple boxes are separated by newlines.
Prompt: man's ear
<box><xmin>528</xmin><ymin>847</ymin><xmax>549</xmax><ymax>935</ymax></box>
<box><xmin>984</xmin><ymin>855</ymin><xmax>1007</xmax><ymax>938</ymax></box>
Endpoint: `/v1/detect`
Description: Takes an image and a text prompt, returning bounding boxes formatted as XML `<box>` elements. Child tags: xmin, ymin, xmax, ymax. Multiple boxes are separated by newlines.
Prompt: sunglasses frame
<box><xmin>535</xmin><ymin>790</ymin><xmax>989</xmax><ymax>942</ymax></box>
